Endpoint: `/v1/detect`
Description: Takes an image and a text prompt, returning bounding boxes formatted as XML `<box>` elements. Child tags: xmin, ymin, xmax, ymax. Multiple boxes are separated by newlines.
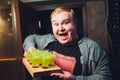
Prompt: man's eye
<box><xmin>53</xmin><ymin>23</ymin><xmax>59</xmax><ymax>26</ymax></box>
<box><xmin>63</xmin><ymin>21</ymin><xmax>69</xmax><ymax>25</ymax></box>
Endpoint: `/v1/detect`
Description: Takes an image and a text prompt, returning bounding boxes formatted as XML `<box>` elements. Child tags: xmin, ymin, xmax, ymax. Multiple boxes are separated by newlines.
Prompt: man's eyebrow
<box><xmin>63</xmin><ymin>18</ymin><xmax>71</xmax><ymax>22</ymax></box>
<box><xmin>51</xmin><ymin>20</ymin><xmax>57</xmax><ymax>23</ymax></box>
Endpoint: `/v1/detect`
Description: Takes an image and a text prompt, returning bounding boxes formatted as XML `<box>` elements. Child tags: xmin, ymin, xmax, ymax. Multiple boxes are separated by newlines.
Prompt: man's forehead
<box><xmin>51</xmin><ymin>12</ymin><xmax>72</xmax><ymax>22</ymax></box>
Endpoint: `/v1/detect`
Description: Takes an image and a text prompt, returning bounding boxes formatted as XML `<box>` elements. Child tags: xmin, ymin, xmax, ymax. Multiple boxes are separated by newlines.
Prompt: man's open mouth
<box><xmin>58</xmin><ymin>32</ymin><xmax>69</xmax><ymax>40</ymax></box>
<box><xmin>59</xmin><ymin>32</ymin><xmax>68</xmax><ymax>36</ymax></box>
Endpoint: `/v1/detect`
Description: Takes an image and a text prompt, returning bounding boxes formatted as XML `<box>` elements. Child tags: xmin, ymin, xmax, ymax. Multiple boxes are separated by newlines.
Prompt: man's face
<box><xmin>51</xmin><ymin>11</ymin><xmax>78</xmax><ymax>45</ymax></box>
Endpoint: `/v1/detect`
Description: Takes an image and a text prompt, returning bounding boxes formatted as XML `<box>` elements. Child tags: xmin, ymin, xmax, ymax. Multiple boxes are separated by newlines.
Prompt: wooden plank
<box><xmin>22</xmin><ymin>58</ymin><xmax>62</xmax><ymax>77</ymax></box>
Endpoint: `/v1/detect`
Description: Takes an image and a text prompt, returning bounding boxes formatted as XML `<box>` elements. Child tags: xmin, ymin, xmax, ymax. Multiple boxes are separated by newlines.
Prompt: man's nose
<box><xmin>59</xmin><ymin>25</ymin><xmax>65</xmax><ymax>31</ymax></box>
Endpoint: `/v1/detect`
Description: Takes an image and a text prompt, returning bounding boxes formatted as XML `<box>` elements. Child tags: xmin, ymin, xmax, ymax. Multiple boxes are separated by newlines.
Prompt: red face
<box><xmin>51</xmin><ymin>11</ymin><xmax>78</xmax><ymax>45</ymax></box>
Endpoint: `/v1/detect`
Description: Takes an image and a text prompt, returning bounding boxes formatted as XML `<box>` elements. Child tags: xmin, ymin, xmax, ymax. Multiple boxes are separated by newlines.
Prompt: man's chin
<box><xmin>59</xmin><ymin>41</ymin><xmax>67</xmax><ymax>44</ymax></box>
<box><xmin>59</xmin><ymin>41</ymin><xmax>70</xmax><ymax>46</ymax></box>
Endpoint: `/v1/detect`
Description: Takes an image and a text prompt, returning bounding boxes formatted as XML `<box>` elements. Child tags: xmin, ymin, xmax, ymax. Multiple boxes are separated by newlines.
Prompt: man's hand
<box><xmin>50</xmin><ymin>71</ymin><xmax>74</xmax><ymax>80</ymax></box>
<box><xmin>24</xmin><ymin>47</ymin><xmax>36</xmax><ymax>57</ymax></box>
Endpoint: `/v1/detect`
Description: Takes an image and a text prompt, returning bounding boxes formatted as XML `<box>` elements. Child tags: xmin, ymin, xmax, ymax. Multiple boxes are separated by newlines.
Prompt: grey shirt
<box><xmin>23</xmin><ymin>34</ymin><xmax>112</xmax><ymax>80</ymax></box>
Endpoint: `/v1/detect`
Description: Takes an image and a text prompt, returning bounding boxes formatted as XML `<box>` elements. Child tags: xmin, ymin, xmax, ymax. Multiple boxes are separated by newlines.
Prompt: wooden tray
<box><xmin>22</xmin><ymin>58</ymin><xmax>62</xmax><ymax>77</ymax></box>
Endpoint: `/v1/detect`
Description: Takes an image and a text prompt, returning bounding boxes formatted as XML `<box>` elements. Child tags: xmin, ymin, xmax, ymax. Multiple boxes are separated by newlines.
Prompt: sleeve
<box><xmin>74</xmin><ymin>40</ymin><xmax>112</xmax><ymax>80</ymax></box>
<box><xmin>23</xmin><ymin>34</ymin><xmax>56</xmax><ymax>51</ymax></box>
<box><xmin>23</xmin><ymin>34</ymin><xmax>36</xmax><ymax>51</ymax></box>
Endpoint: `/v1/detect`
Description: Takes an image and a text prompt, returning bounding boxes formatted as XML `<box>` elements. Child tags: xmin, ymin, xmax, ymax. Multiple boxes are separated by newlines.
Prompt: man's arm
<box><xmin>74</xmin><ymin>40</ymin><xmax>112</xmax><ymax>80</ymax></box>
<box><xmin>23</xmin><ymin>34</ymin><xmax>36</xmax><ymax>51</ymax></box>
<box><xmin>23</xmin><ymin>34</ymin><xmax>56</xmax><ymax>51</ymax></box>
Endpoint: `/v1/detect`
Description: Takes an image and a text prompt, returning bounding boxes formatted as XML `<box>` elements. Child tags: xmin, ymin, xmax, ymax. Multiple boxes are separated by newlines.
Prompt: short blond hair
<box><xmin>50</xmin><ymin>7</ymin><xmax>76</xmax><ymax>21</ymax></box>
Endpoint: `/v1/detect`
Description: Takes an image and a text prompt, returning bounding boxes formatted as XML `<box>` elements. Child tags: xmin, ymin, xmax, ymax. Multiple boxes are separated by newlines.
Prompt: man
<box><xmin>23</xmin><ymin>7</ymin><xmax>112</xmax><ymax>80</ymax></box>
